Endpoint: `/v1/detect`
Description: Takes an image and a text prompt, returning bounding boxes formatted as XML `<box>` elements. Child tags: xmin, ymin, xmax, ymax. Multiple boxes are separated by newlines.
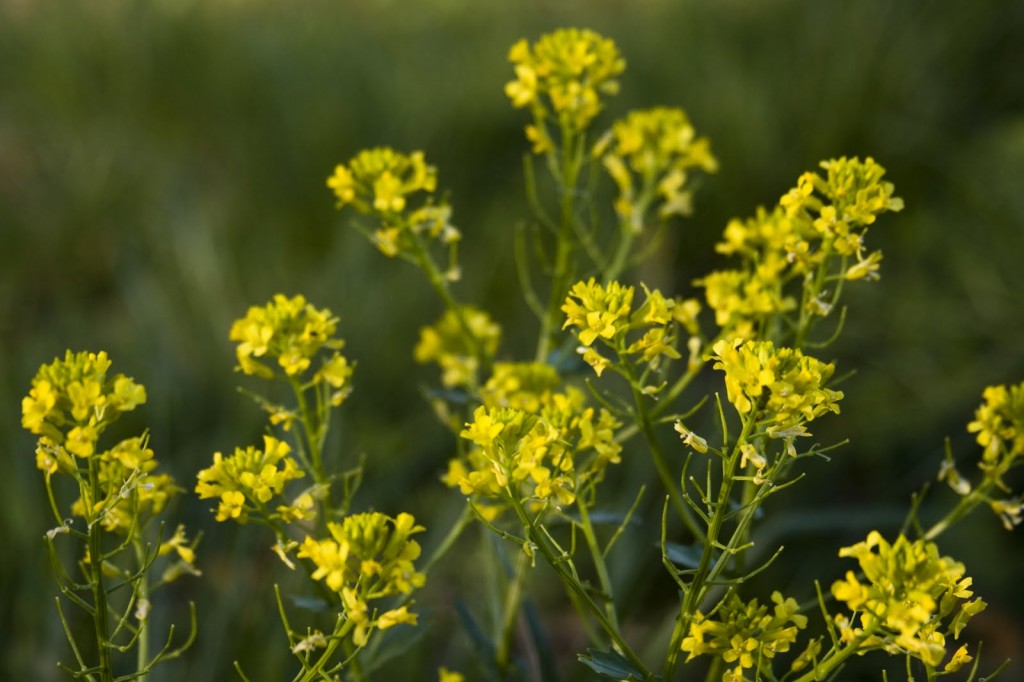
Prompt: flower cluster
<box><xmin>831</xmin><ymin>532</ymin><xmax>986</xmax><ymax>669</ymax></box>
<box><xmin>967</xmin><ymin>381</ymin><xmax>1024</xmax><ymax>482</ymax></box>
<box><xmin>699</xmin><ymin>157</ymin><xmax>902</xmax><ymax>341</ymax></box>
<box><xmin>935</xmin><ymin>381</ymin><xmax>1024</xmax><ymax>529</ymax></box>
<box><xmin>711</xmin><ymin>339</ymin><xmax>843</xmax><ymax>438</ymax></box>
<box><xmin>327</xmin><ymin>148</ymin><xmax>458</xmax><ymax>258</ymax></box>
<box><xmin>195</xmin><ymin>435</ymin><xmax>310</xmax><ymax>523</ymax></box>
<box><xmin>480</xmin><ymin>362</ymin><xmax>562</xmax><ymax>412</ymax></box>
<box><xmin>505</xmin><ymin>28</ymin><xmax>625</xmax><ymax>150</ymax></box>
<box><xmin>297</xmin><ymin>512</ymin><xmax>426</xmax><ymax>646</ymax></box>
<box><xmin>327</xmin><ymin>147</ymin><xmax>437</xmax><ymax>216</ymax></box>
<box><xmin>562</xmin><ymin>278</ymin><xmax>696</xmax><ymax>376</ymax></box>
<box><xmin>594</xmin><ymin>107</ymin><xmax>718</xmax><ymax>230</ymax></box>
<box><xmin>680</xmin><ymin>591</ymin><xmax>807</xmax><ymax>679</ymax></box>
<box><xmin>445</xmin><ymin>379</ymin><xmax>621</xmax><ymax>515</ymax></box>
<box><xmin>23</xmin><ymin>351</ymin><xmax>197</xmax><ymax>578</ymax></box>
<box><xmin>414</xmin><ymin>306</ymin><xmax>501</xmax><ymax>388</ymax></box>
<box><xmin>22</xmin><ymin>350</ymin><xmax>146</xmax><ymax>458</ymax></box>
<box><xmin>229</xmin><ymin>294</ymin><xmax>352</xmax><ymax>403</ymax></box>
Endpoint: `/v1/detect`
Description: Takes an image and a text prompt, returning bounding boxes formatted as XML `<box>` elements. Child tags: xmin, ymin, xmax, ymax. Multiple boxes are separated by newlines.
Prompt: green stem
<box><xmin>133</xmin><ymin>537</ymin><xmax>150</xmax><ymax>682</ymax></box>
<box><xmin>626</xmin><ymin>364</ymin><xmax>704</xmax><ymax>542</ymax></box>
<box><xmin>536</xmin><ymin>129</ymin><xmax>583</xmax><ymax>363</ymax></box>
<box><xmin>85</xmin><ymin>458</ymin><xmax>114</xmax><ymax>682</ymax></box>
<box><xmin>664</xmin><ymin>411</ymin><xmax>758</xmax><ymax>681</ymax></box>
<box><xmin>495</xmin><ymin>549</ymin><xmax>530</xmax><ymax>674</ymax></box>
<box><xmin>408</xmin><ymin>229</ymin><xmax>487</xmax><ymax>390</ymax></box>
<box><xmin>576</xmin><ymin>499</ymin><xmax>620</xmax><ymax>632</ymax></box>
<box><xmin>506</xmin><ymin>496</ymin><xmax>651</xmax><ymax>678</ymax></box>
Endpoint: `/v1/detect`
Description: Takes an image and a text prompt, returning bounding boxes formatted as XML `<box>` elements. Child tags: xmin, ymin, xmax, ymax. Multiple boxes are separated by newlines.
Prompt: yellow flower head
<box><xmin>414</xmin><ymin>306</ymin><xmax>501</xmax><ymax>388</ymax></box>
<box><xmin>327</xmin><ymin>147</ymin><xmax>437</xmax><ymax>215</ymax></box>
<box><xmin>22</xmin><ymin>350</ymin><xmax>146</xmax><ymax>458</ymax></box>
<box><xmin>831</xmin><ymin>532</ymin><xmax>986</xmax><ymax>668</ymax></box>
<box><xmin>195</xmin><ymin>435</ymin><xmax>304</xmax><ymax>524</ymax></box>
<box><xmin>506</xmin><ymin>28</ymin><xmax>625</xmax><ymax>140</ymax></box>
<box><xmin>711</xmin><ymin>339</ymin><xmax>842</xmax><ymax>437</ymax></box>
<box><xmin>595</xmin><ymin>107</ymin><xmax>717</xmax><ymax>230</ymax></box>
<box><xmin>229</xmin><ymin>294</ymin><xmax>350</xmax><ymax>390</ymax></box>
<box><xmin>680</xmin><ymin>591</ymin><xmax>807</xmax><ymax>676</ymax></box>
<box><xmin>297</xmin><ymin>511</ymin><xmax>426</xmax><ymax>646</ymax></box>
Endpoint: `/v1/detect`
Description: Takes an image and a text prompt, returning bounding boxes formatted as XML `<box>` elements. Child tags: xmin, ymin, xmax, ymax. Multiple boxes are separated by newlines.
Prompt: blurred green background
<box><xmin>3</xmin><ymin>0</ymin><xmax>1023</xmax><ymax>679</ymax></box>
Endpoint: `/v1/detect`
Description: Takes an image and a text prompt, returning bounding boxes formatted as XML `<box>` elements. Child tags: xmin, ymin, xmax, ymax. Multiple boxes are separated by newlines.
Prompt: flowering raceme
<box><xmin>297</xmin><ymin>512</ymin><xmax>426</xmax><ymax>646</ymax></box>
<box><xmin>711</xmin><ymin>339</ymin><xmax>842</xmax><ymax>438</ymax></box>
<box><xmin>445</xmin><ymin>379</ymin><xmax>621</xmax><ymax>514</ymax></box>
<box><xmin>562</xmin><ymin>279</ymin><xmax>694</xmax><ymax>376</ymax></box>
<box><xmin>414</xmin><ymin>306</ymin><xmax>501</xmax><ymax>389</ymax></box>
<box><xmin>230</xmin><ymin>294</ymin><xmax>352</xmax><ymax>405</ymax></box>
<box><xmin>680</xmin><ymin>591</ymin><xmax>807</xmax><ymax>679</ymax></box>
<box><xmin>830</xmin><ymin>532</ymin><xmax>986</xmax><ymax>669</ymax></box>
<box><xmin>505</xmin><ymin>27</ymin><xmax>625</xmax><ymax>149</ymax></box>
<box><xmin>22</xmin><ymin>350</ymin><xmax>146</xmax><ymax>458</ymax></box>
<box><xmin>195</xmin><ymin>435</ymin><xmax>309</xmax><ymax>523</ymax></box>
<box><xmin>699</xmin><ymin>158</ymin><xmax>903</xmax><ymax>342</ymax></box>
<box><xmin>595</xmin><ymin>107</ymin><xmax>718</xmax><ymax>230</ymax></box>
<box><xmin>326</xmin><ymin>148</ymin><xmax>458</xmax><ymax>259</ymax></box>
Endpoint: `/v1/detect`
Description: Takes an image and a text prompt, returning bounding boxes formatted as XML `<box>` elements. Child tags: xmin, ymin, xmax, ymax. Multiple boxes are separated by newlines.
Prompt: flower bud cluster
<box><xmin>505</xmin><ymin>28</ymin><xmax>625</xmax><ymax>147</ymax></box>
<box><xmin>230</xmin><ymin>294</ymin><xmax>352</xmax><ymax>406</ymax></box>
<box><xmin>936</xmin><ymin>381</ymin><xmax>1024</xmax><ymax>529</ymax></box>
<box><xmin>23</xmin><ymin>351</ymin><xmax>197</xmax><ymax>576</ymax></box>
<box><xmin>594</xmin><ymin>107</ymin><xmax>717</xmax><ymax>231</ymax></box>
<box><xmin>297</xmin><ymin>512</ymin><xmax>426</xmax><ymax>646</ymax></box>
<box><xmin>831</xmin><ymin>531</ymin><xmax>986</xmax><ymax>669</ymax></box>
<box><xmin>680</xmin><ymin>591</ymin><xmax>807</xmax><ymax>679</ymax></box>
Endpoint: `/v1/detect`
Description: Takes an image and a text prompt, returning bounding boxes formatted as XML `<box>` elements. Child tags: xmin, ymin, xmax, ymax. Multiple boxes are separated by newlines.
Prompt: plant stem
<box><xmin>536</xmin><ymin>130</ymin><xmax>583</xmax><ymax>363</ymax></box>
<box><xmin>86</xmin><ymin>458</ymin><xmax>114</xmax><ymax>682</ymax></box>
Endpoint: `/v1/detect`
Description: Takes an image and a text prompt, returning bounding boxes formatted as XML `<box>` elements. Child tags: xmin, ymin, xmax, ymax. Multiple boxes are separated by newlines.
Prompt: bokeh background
<box><xmin>3</xmin><ymin>0</ymin><xmax>1023</xmax><ymax>679</ymax></box>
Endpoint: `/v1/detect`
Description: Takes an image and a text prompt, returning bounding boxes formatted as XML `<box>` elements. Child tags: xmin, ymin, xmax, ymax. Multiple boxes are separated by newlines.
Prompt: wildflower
<box><xmin>505</xmin><ymin>28</ymin><xmax>625</xmax><ymax>139</ymax></box>
<box><xmin>22</xmin><ymin>350</ymin><xmax>146</xmax><ymax>457</ymax></box>
<box><xmin>674</xmin><ymin>422</ymin><xmax>709</xmax><ymax>454</ymax></box>
<box><xmin>967</xmin><ymin>381</ymin><xmax>1024</xmax><ymax>472</ymax></box>
<box><xmin>414</xmin><ymin>306</ymin><xmax>501</xmax><ymax>388</ymax></box>
<box><xmin>229</xmin><ymin>294</ymin><xmax>349</xmax><ymax>385</ymax></box>
<box><xmin>831</xmin><ymin>531</ymin><xmax>986</xmax><ymax>667</ymax></box>
<box><xmin>711</xmin><ymin>339</ymin><xmax>842</xmax><ymax>437</ymax></box>
<box><xmin>449</xmin><ymin>390</ymin><xmax>621</xmax><ymax>512</ymax></box>
<box><xmin>681</xmin><ymin>591</ymin><xmax>807</xmax><ymax>678</ymax></box>
<box><xmin>594</xmin><ymin>107</ymin><xmax>717</xmax><ymax>230</ymax></box>
<box><xmin>297</xmin><ymin>512</ymin><xmax>426</xmax><ymax>646</ymax></box>
<box><xmin>195</xmin><ymin>435</ymin><xmax>304</xmax><ymax>524</ymax></box>
<box><xmin>326</xmin><ymin>148</ymin><xmax>436</xmax><ymax>215</ymax></box>
<box><xmin>562</xmin><ymin>278</ymin><xmax>634</xmax><ymax>347</ymax></box>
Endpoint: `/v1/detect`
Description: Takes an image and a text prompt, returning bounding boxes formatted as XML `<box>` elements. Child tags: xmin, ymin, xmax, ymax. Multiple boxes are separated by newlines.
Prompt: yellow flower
<box><xmin>506</xmin><ymin>28</ymin><xmax>625</xmax><ymax>140</ymax></box>
<box><xmin>414</xmin><ymin>306</ymin><xmax>501</xmax><ymax>388</ymax></box>
<box><xmin>438</xmin><ymin>668</ymin><xmax>464</xmax><ymax>682</ymax></box>
<box><xmin>597</xmin><ymin>107</ymin><xmax>717</xmax><ymax>229</ymax></box>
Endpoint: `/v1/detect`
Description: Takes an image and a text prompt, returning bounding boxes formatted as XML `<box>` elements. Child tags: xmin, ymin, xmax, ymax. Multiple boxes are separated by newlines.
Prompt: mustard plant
<box><xmin>26</xmin><ymin>25</ymin><xmax>1021</xmax><ymax>682</ymax></box>
<box><xmin>323</xmin><ymin>27</ymin><xmax>1016</xmax><ymax>681</ymax></box>
<box><xmin>22</xmin><ymin>351</ymin><xmax>198</xmax><ymax>681</ymax></box>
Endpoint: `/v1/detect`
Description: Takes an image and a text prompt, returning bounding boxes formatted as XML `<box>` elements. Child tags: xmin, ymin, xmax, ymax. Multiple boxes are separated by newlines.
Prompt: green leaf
<box><xmin>577</xmin><ymin>649</ymin><xmax>649</xmax><ymax>680</ymax></box>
